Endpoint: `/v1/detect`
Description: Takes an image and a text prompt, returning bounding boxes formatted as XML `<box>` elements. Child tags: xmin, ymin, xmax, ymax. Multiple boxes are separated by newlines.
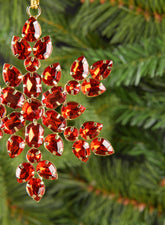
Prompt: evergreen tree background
<box><xmin>0</xmin><ymin>0</ymin><xmax>165</xmax><ymax>224</ymax></box>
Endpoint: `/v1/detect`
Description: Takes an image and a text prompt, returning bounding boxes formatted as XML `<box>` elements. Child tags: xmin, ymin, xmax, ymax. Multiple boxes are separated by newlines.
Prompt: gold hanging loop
<box><xmin>31</xmin><ymin>0</ymin><xmax>39</xmax><ymax>9</ymax></box>
<box><xmin>27</xmin><ymin>0</ymin><xmax>41</xmax><ymax>19</ymax></box>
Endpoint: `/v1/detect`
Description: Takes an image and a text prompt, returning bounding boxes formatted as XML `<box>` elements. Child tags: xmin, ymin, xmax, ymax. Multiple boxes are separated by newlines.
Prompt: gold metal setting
<box><xmin>31</xmin><ymin>0</ymin><xmax>39</xmax><ymax>9</ymax></box>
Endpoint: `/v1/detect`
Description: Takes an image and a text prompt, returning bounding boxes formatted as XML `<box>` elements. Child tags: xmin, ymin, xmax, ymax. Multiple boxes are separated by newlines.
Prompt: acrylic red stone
<box><xmin>25</xmin><ymin>123</ymin><xmax>44</xmax><ymax>148</ymax></box>
<box><xmin>22</xmin><ymin>17</ymin><xmax>41</xmax><ymax>42</ymax></box>
<box><xmin>70</xmin><ymin>56</ymin><xmax>89</xmax><ymax>80</ymax></box>
<box><xmin>24</xmin><ymin>57</ymin><xmax>40</xmax><ymax>72</ymax></box>
<box><xmin>11</xmin><ymin>36</ymin><xmax>31</xmax><ymax>60</ymax></box>
<box><xmin>42</xmin><ymin>63</ymin><xmax>61</xmax><ymax>86</ymax></box>
<box><xmin>80</xmin><ymin>121</ymin><xmax>103</xmax><ymax>140</ymax></box>
<box><xmin>7</xmin><ymin>135</ymin><xmax>25</xmax><ymax>158</ymax></box>
<box><xmin>37</xmin><ymin>160</ymin><xmax>58</xmax><ymax>180</ymax></box>
<box><xmin>22</xmin><ymin>98</ymin><xmax>43</xmax><ymax>121</ymax></box>
<box><xmin>72</xmin><ymin>140</ymin><xmax>90</xmax><ymax>162</ymax></box>
<box><xmin>61</xmin><ymin>101</ymin><xmax>86</xmax><ymax>120</ymax></box>
<box><xmin>65</xmin><ymin>80</ymin><xmax>80</xmax><ymax>95</ymax></box>
<box><xmin>81</xmin><ymin>78</ymin><xmax>106</xmax><ymax>97</ymax></box>
<box><xmin>44</xmin><ymin>134</ymin><xmax>64</xmax><ymax>156</ymax></box>
<box><xmin>33</xmin><ymin>36</ymin><xmax>52</xmax><ymax>60</ymax></box>
<box><xmin>26</xmin><ymin>148</ymin><xmax>42</xmax><ymax>163</ymax></box>
<box><xmin>3</xmin><ymin>64</ymin><xmax>22</xmax><ymax>87</ymax></box>
<box><xmin>0</xmin><ymin>104</ymin><xmax>6</xmax><ymax>119</ymax></box>
<box><xmin>90</xmin><ymin>138</ymin><xmax>114</xmax><ymax>156</ymax></box>
<box><xmin>42</xmin><ymin>86</ymin><xmax>67</xmax><ymax>109</ymax></box>
<box><xmin>16</xmin><ymin>162</ymin><xmax>35</xmax><ymax>183</ymax></box>
<box><xmin>26</xmin><ymin>178</ymin><xmax>45</xmax><ymax>202</ymax></box>
<box><xmin>42</xmin><ymin>110</ymin><xmax>66</xmax><ymax>133</ymax></box>
<box><xmin>64</xmin><ymin>126</ymin><xmax>79</xmax><ymax>141</ymax></box>
<box><xmin>90</xmin><ymin>60</ymin><xmax>113</xmax><ymax>80</ymax></box>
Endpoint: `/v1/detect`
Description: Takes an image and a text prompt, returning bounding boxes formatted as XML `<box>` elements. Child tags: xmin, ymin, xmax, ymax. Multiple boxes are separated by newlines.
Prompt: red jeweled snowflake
<box><xmin>0</xmin><ymin>16</ymin><xmax>114</xmax><ymax>202</ymax></box>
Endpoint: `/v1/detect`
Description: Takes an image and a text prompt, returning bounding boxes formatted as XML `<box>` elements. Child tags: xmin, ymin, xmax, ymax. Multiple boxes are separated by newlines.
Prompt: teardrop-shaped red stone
<box><xmin>37</xmin><ymin>160</ymin><xmax>58</xmax><ymax>180</ymax></box>
<box><xmin>16</xmin><ymin>162</ymin><xmax>35</xmax><ymax>183</ymax></box>
<box><xmin>42</xmin><ymin>63</ymin><xmax>61</xmax><ymax>86</ymax></box>
<box><xmin>26</xmin><ymin>178</ymin><xmax>45</xmax><ymax>202</ymax></box>
<box><xmin>61</xmin><ymin>102</ymin><xmax>86</xmax><ymax>120</ymax></box>
<box><xmin>81</xmin><ymin>79</ymin><xmax>106</xmax><ymax>97</ymax></box>
<box><xmin>7</xmin><ymin>135</ymin><xmax>25</xmax><ymax>158</ymax></box>
<box><xmin>64</xmin><ymin>126</ymin><xmax>79</xmax><ymax>141</ymax></box>
<box><xmin>90</xmin><ymin>138</ymin><xmax>114</xmax><ymax>156</ymax></box>
<box><xmin>70</xmin><ymin>56</ymin><xmax>89</xmax><ymax>80</ymax></box>
<box><xmin>24</xmin><ymin>57</ymin><xmax>40</xmax><ymax>72</ymax></box>
<box><xmin>33</xmin><ymin>36</ymin><xmax>52</xmax><ymax>60</ymax></box>
<box><xmin>72</xmin><ymin>140</ymin><xmax>90</xmax><ymax>162</ymax></box>
<box><xmin>65</xmin><ymin>80</ymin><xmax>80</xmax><ymax>95</ymax></box>
<box><xmin>90</xmin><ymin>60</ymin><xmax>113</xmax><ymax>81</ymax></box>
<box><xmin>22</xmin><ymin>17</ymin><xmax>42</xmax><ymax>42</ymax></box>
<box><xmin>44</xmin><ymin>134</ymin><xmax>64</xmax><ymax>156</ymax></box>
<box><xmin>26</xmin><ymin>148</ymin><xmax>42</xmax><ymax>163</ymax></box>
<box><xmin>11</xmin><ymin>36</ymin><xmax>32</xmax><ymax>60</ymax></box>
<box><xmin>80</xmin><ymin>121</ymin><xmax>103</xmax><ymax>140</ymax></box>
<box><xmin>3</xmin><ymin>64</ymin><xmax>22</xmax><ymax>87</ymax></box>
<box><xmin>0</xmin><ymin>104</ymin><xmax>6</xmax><ymax>119</ymax></box>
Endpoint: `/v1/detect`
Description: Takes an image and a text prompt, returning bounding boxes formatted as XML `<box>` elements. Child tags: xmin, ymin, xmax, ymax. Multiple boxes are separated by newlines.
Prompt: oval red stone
<box><xmin>2</xmin><ymin>112</ymin><xmax>25</xmax><ymax>134</ymax></box>
<box><xmin>11</xmin><ymin>36</ymin><xmax>32</xmax><ymax>60</ymax></box>
<box><xmin>90</xmin><ymin>60</ymin><xmax>113</xmax><ymax>80</ymax></box>
<box><xmin>25</xmin><ymin>123</ymin><xmax>44</xmax><ymax>148</ymax></box>
<box><xmin>22</xmin><ymin>98</ymin><xmax>43</xmax><ymax>121</ymax></box>
<box><xmin>44</xmin><ymin>134</ymin><xmax>64</xmax><ymax>156</ymax></box>
<box><xmin>1</xmin><ymin>87</ymin><xmax>25</xmax><ymax>109</ymax></box>
<box><xmin>33</xmin><ymin>36</ymin><xmax>52</xmax><ymax>60</ymax></box>
<box><xmin>81</xmin><ymin>78</ymin><xmax>106</xmax><ymax>97</ymax></box>
<box><xmin>26</xmin><ymin>148</ymin><xmax>42</xmax><ymax>163</ymax></box>
<box><xmin>42</xmin><ymin>86</ymin><xmax>67</xmax><ymax>109</ymax></box>
<box><xmin>70</xmin><ymin>56</ymin><xmax>89</xmax><ymax>80</ymax></box>
<box><xmin>65</xmin><ymin>80</ymin><xmax>80</xmax><ymax>95</ymax></box>
<box><xmin>42</xmin><ymin>63</ymin><xmax>61</xmax><ymax>86</ymax></box>
<box><xmin>64</xmin><ymin>126</ymin><xmax>79</xmax><ymax>141</ymax></box>
<box><xmin>0</xmin><ymin>104</ymin><xmax>6</xmax><ymax>119</ymax></box>
<box><xmin>0</xmin><ymin>129</ymin><xmax>3</xmax><ymax>140</ymax></box>
<box><xmin>26</xmin><ymin>178</ymin><xmax>45</xmax><ymax>202</ymax></box>
<box><xmin>24</xmin><ymin>57</ymin><xmax>40</xmax><ymax>72</ymax></box>
<box><xmin>22</xmin><ymin>17</ymin><xmax>42</xmax><ymax>42</ymax></box>
<box><xmin>42</xmin><ymin>110</ymin><xmax>66</xmax><ymax>133</ymax></box>
<box><xmin>3</xmin><ymin>64</ymin><xmax>22</xmax><ymax>87</ymax></box>
<box><xmin>23</xmin><ymin>72</ymin><xmax>42</xmax><ymax>98</ymax></box>
<box><xmin>61</xmin><ymin>101</ymin><xmax>86</xmax><ymax>120</ymax></box>
<box><xmin>16</xmin><ymin>162</ymin><xmax>35</xmax><ymax>183</ymax></box>
<box><xmin>90</xmin><ymin>138</ymin><xmax>114</xmax><ymax>156</ymax></box>
<box><xmin>7</xmin><ymin>135</ymin><xmax>25</xmax><ymax>158</ymax></box>
<box><xmin>72</xmin><ymin>140</ymin><xmax>90</xmax><ymax>162</ymax></box>
<box><xmin>80</xmin><ymin>121</ymin><xmax>103</xmax><ymax>140</ymax></box>
<box><xmin>36</xmin><ymin>160</ymin><xmax>58</xmax><ymax>180</ymax></box>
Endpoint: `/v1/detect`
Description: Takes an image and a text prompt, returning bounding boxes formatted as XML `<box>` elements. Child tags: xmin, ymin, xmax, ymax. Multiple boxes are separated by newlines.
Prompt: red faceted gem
<box><xmin>23</xmin><ymin>72</ymin><xmax>42</xmax><ymax>98</ymax></box>
<box><xmin>64</xmin><ymin>126</ymin><xmax>79</xmax><ymax>141</ymax></box>
<box><xmin>0</xmin><ymin>129</ymin><xmax>3</xmax><ymax>139</ymax></box>
<box><xmin>90</xmin><ymin>60</ymin><xmax>113</xmax><ymax>81</ymax></box>
<box><xmin>3</xmin><ymin>64</ymin><xmax>22</xmax><ymax>87</ymax></box>
<box><xmin>26</xmin><ymin>148</ymin><xmax>42</xmax><ymax>163</ymax></box>
<box><xmin>11</xmin><ymin>36</ymin><xmax>32</xmax><ymax>60</ymax></box>
<box><xmin>42</xmin><ymin>110</ymin><xmax>66</xmax><ymax>133</ymax></box>
<box><xmin>1</xmin><ymin>87</ymin><xmax>25</xmax><ymax>109</ymax></box>
<box><xmin>42</xmin><ymin>63</ymin><xmax>61</xmax><ymax>86</ymax></box>
<box><xmin>0</xmin><ymin>104</ymin><xmax>6</xmax><ymax>119</ymax></box>
<box><xmin>70</xmin><ymin>56</ymin><xmax>89</xmax><ymax>80</ymax></box>
<box><xmin>80</xmin><ymin>121</ymin><xmax>103</xmax><ymax>140</ymax></box>
<box><xmin>90</xmin><ymin>138</ymin><xmax>114</xmax><ymax>156</ymax></box>
<box><xmin>25</xmin><ymin>123</ymin><xmax>44</xmax><ymax>148</ymax></box>
<box><xmin>81</xmin><ymin>78</ymin><xmax>106</xmax><ymax>97</ymax></box>
<box><xmin>61</xmin><ymin>101</ymin><xmax>86</xmax><ymax>120</ymax></box>
<box><xmin>26</xmin><ymin>178</ymin><xmax>45</xmax><ymax>202</ymax></box>
<box><xmin>22</xmin><ymin>98</ymin><xmax>43</xmax><ymax>121</ymax></box>
<box><xmin>22</xmin><ymin>16</ymin><xmax>41</xmax><ymax>42</ymax></box>
<box><xmin>16</xmin><ymin>162</ymin><xmax>35</xmax><ymax>183</ymax></box>
<box><xmin>72</xmin><ymin>140</ymin><xmax>90</xmax><ymax>162</ymax></box>
<box><xmin>66</xmin><ymin>80</ymin><xmax>80</xmax><ymax>95</ymax></box>
<box><xmin>33</xmin><ymin>36</ymin><xmax>52</xmax><ymax>60</ymax></box>
<box><xmin>44</xmin><ymin>134</ymin><xmax>64</xmax><ymax>156</ymax></box>
<box><xmin>24</xmin><ymin>57</ymin><xmax>40</xmax><ymax>72</ymax></box>
<box><xmin>36</xmin><ymin>160</ymin><xmax>58</xmax><ymax>180</ymax></box>
<box><xmin>42</xmin><ymin>86</ymin><xmax>67</xmax><ymax>109</ymax></box>
<box><xmin>2</xmin><ymin>112</ymin><xmax>25</xmax><ymax>134</ymax></box>
<box><xmin>7</xmin><ymin>135</ymin><xmax>25</xmax><ymax>158</ymax></box>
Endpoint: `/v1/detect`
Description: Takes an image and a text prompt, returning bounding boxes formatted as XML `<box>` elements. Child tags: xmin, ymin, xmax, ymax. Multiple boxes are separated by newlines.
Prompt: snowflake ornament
<box><xmin>0</xmin><ymin>16</ymin><xmax>114</xmax><ymax>202</ymax></box>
